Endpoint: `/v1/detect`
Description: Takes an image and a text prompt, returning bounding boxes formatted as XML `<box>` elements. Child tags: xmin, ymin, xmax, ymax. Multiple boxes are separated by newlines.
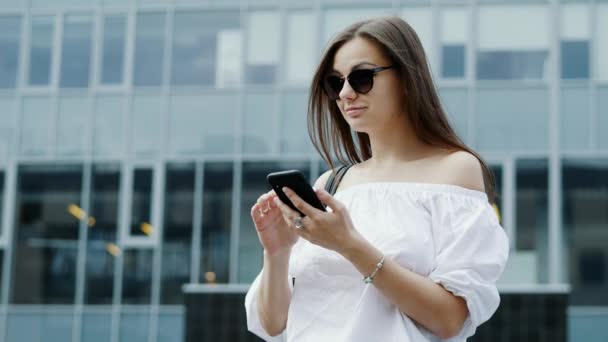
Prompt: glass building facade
<box><xmin>0</xmin><ymin>0</ymin><xmax>606</xmax><ymax>341</ymax></box>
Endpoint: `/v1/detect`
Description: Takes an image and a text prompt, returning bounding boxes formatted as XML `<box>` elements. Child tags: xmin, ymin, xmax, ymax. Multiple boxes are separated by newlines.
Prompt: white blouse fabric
<box><xmin>245</xmin><ymin>182</ymin><xmax>510</xmax><ymax>342</ymax></box>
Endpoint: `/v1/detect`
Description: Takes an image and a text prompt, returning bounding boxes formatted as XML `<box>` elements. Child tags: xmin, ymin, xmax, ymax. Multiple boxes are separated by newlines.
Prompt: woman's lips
<box><xmin>345</xmin><ymin>107</ymin><xmax>366</xmax><ymax>117</ymax></box>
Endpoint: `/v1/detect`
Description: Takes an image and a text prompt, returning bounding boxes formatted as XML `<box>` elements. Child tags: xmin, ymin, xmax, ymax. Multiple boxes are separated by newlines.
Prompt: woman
<box><xmin>245</xmin><ymin>16</ymin><xmax>509</xmax><ymax>341</ymax></box>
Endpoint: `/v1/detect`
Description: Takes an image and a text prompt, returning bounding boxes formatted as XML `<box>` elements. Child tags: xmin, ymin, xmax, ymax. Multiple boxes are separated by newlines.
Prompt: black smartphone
<box><xmin>266</xmin><ymin>170</ymin><xmax>326</xmax><ymax>216</ymax></box>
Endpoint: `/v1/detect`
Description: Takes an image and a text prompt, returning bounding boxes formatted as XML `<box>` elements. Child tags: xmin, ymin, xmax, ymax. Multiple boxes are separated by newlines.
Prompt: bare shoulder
<box><xmin>437</xmin><ymin>150</ymin><xmax>485</xmax><ymax>192</ymax></box>
<box><xmin>313</xmin><ymin>169</ymin><xmax>334</xmax><ymax>190</ymax></box>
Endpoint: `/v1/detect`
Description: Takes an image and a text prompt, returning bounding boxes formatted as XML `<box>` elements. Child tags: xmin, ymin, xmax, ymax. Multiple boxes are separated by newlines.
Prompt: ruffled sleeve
<box><xmin>427</xmin><ymin>193</ymin><xmax>510</xmax><ymax>340</ymax></box>
<box><xmin>244</xmin><ymin>270</ymin><xmax>289</xmax><ymax>342</ymax></box>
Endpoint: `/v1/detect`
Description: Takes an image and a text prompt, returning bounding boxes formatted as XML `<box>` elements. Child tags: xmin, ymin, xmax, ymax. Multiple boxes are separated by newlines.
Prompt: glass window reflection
<box><xmin>243</xmin><ymin>93</ymin><xmax>276</xmax><ymax>154</ymax></box>
<box><xmin>0</xmin><ymin>16</ymin><xmax>21</xmax><ymax>88</ymax></box>
<box><xmin>516</xmin><ymin>158</ymin><xmax>549</xmax><ymax>284</ymax></box>
<box><xmin>28</xmin><ymin>16</ymin><xmax>54</xmax><ymax>86</ymax></box>
<box><xmin>476</xmin><ymin>87</ymin><xmax>548</xmax><ymax>152</ymax></box>
<box><xmin>85</xmin><ymin>164</ymin><xmax>120</xmax><ymax>304</ymax></box>
<box><xmin>280</xmin><ymin>92</ymin><xmax>312</xmax><ymax>154</ymax></box>
<box><xmin>12</xmin><ymin>165</ymin><xmax>83</xmax><ymax>304</ymax></box>
<box><xmin>563</xmin><ymin>159</ymin><xmax>608</xmax><ymax>305</ymax></box>
<box><xmin>94</xmin><ymin>96</ymin><xmax>125</xmax><ymax>157</ymax></box>
<box><xmin>57</xmin><ymin>96</ymin><xmax>88</xmax><ymax>156</ymax></box>
<box><xmin>60</xmin><ymin>15</ymin><xmax>93</xmax><ymax>88</ymax></box>
<box><xmin>21</xmin><ymin>97</ymin><xmax>52</xmax><ymax>157</ymax></box>
<box><xmin>440</xmin><ymin>9</ymin><xmax>467</xmax><ymax>79</ymax></box>
<box><xmin>171</xmin><ymin>11</ymin><xmax>241</xmax><ymax>87</ymax></box>
<box><xmin>130</xmin><ymin>168</ymin><xmax>153</xmax><ymax>237</ymax></box>
<box><xmin>161</xmin><ymin>163</ymin><xmax>194</xmax><ymax>303</ymax></box>
<box><xmin>286</xmin><ymin>12</ymin><xmax>315</xmax><ymax>85</ymax></box>
<box><xmin>201</xmin><ymin>162</ymin><xmax>233</xmax><ymax>284</ymax></box>
<box><xmin>133</xmin><ymin>12</ymin><xmax>166</xmax><ymax>86</ymax></box>
<box><xmin>560</xmin><ymin>5</ymin><xmax>590</xmax><ymax>79</ymax></box>
<box><xmin>595</xmin><ymin>4</ymin><xmax>608</xmax><ymax>81</ymax></box>
<box><xmin>101</xmin><ymin>15</ymin><xmax>127</xmax><ymax>85</ymax></box>
<box><xmin>121</xmin><ymin>249</ymin><xmax>152</xmax><ymax>304</ymax></box>
<box><xmin>246</xmin><ymin>12</ymin><xmax>279</xmax><ymax>84</ymax></box>
<box><xmin>477</xmin><ymin>6</ymin><xmax>549</xmax><ymax>80</ymax></box>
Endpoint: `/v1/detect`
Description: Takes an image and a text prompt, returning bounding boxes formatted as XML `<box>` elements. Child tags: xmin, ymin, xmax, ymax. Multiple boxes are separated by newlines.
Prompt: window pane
<box><xmin>132</xmin><ymin>96</ymin><xmax>162</xmax><ymax>156</ymax></box>
<box><xmin>476</xmin><ymin>87</ymin><xmax>548</xmax><ymax>152</ymax></box>
<box><xmin>121</xmin><ymin>249</ymin><xmax>152</xmax><ymax>304</ymax></box>
<box><xmin>438</xmin><ymin>87</ymin><xmax>468</xmax><ymax>142</ymax></box>
<box><xmin>133</xmin><ymin>12</ymin><xmax>165</xmax><ymax>86</ymax></box>
<box><xmin>169</xmin><ymin>96</ymin><xmax>204</xmax><ymax>154</ymax></box>
<box><xmin>477</xmin><ymin>6</ymin><xmax>549</xmax><ymax>80</ymax></box>
<box><xmin>280</xmin><ymin>92</ymin><xmax>312</xmax><ymax>154</ymax></box>
<box><xmin>0</xmin><ymin>97</ymin><xmax>15</xmax><ymax>158</ymax></box>
<box><xmin>82</xmin><ymin>310</ymin><xmax>112</xmax><ymax>342</ymax></box>
<box><xmin>21</xmin><ymin>97</ymin><xmax>51</xmax><ymax>156</ymax></box>
<box><xmin>101</xmin><ymin>15</ymin><xmax>127</xmax><ymax>84</ymax></box>
<box><xmin>94</xmin><ymin>96</ymin><xmax>124</xmax><ymax>156</ymax></box>
<box><xmin>0</xmin><ymin>171</ymin><xmax>4</xmax><ymax>237</ymax></box>
<box><xmin>286</xmin><ymin>12</ymin><xmax>315</xmax><ymax>85</ymax></box>
<box><xmin>157</xmin><ymin>309</ymin><xmax>184</xmax><ymax>342</ymax></box>
<box><xmin>85</xmin><ymin>164</ymin><xmax>120</xmax><ymax>304</ymax></box>
<box><xmin>599</xmin><ymin>86</ymin><xmax>608</xmax><ymax>149</ymax></box>
<box><xmin>60</xmin><ymin>15</ymin><xmax>93</xmax><ymax>88</ymax></box>
<box><xmin>561</xmin><ymin>86</ymin><xmax>590</xmax><ymax>150</ymax></box>
<box><xmin>120</xmin><ymin>309</ymin><xmax>149</xmax><ymax>342</ymax></box>
<box><xmin>239</xmin><ymin>161</ymin><xmax>310</xmax><ymax>282</ymax></box>
<box><xmin>203</xmin><ymin>94</ymin><xmax>236</xmax><ymax>154</ymax></box>
<box><xmin>130</xmin><ymin>168</ymin><xmax>153</xmax><ymax>237</ymax></box>
<box><xmin>171</xmin><ymin>11</ymin><xmax>241</xmax><ymax>87</ymax></box>
<box><xmin>0</xmin><ymin>16</ymin><xmax>21</xmax><ymax>88</ymax></box>
<box><xmin>246</xmin><ymin>12</ymin><xmax>279</xmax><ymax>84</ymax></box>
<box><xmin>0</xmin><ymin>250</ymin><xmax>3</xmax><ymax>293</ymax></box>
<box><xmin>28</xmin><ymin>16</ymin><xmax>54</xmax><ymax>86</ymax></box>
<box><xmin>515</xmin><ymin>158</ymin><xmax>549</xmax><ymax>284</ymax></box>
<box><xmin>596</xmin><ymin>4</ymin><xmax>608</xmax><ymax>81</ymax></box>
<box><xmin>441</xmin><ymin>8</ymin><xmax>466</xmax><ymax>78</ymax></box>
<box><xmin>57</xmin><ymin>96</ymin><xmax>88</xmax><ymax>156</ymax></box>
<box><xmin>7</xmin><ymin>310</ymin><xmax>73</xmax><ymax>342</ymax></box>
<box><xmin>161</xmin><ymin>163</ymin><xmax>194</xmax><ymax>304</ymax></box>
<box><xmin>563</xmin><ymin>159</ymin><xmax>608</xmax><ymax>305</ymax></box>
<box><xmin>12</xmin><ymin>165</ymin><xmax>83</xmax><ymax>303</ymax></box>
<box><xmin>201</xmin><ymin>162</ymin><xmax>233</xmax><ymax>284</ymax></box>
<box><xmin>401</xmin><ymin>7</ymin><xmax>435</xmax><ymax>73</ymax></box>
<box><xmin>243</xmin><ymin>93</ymin><xmax>276</xmax><ymax>154</ymax></box>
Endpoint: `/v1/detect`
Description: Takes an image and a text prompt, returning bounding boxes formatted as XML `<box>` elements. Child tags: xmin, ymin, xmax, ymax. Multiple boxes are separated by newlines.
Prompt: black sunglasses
<box><xmin>323</xmin><ymin>66</ymin><xmax>394</xmax><ymax>101</ymax></box>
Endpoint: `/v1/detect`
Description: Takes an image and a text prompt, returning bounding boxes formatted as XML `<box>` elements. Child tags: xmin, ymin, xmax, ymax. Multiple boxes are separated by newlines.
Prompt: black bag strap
<box><xmin>324</xmin><ymin>164</ymin><xmax>353</xmax><ymax>196</ymax></box>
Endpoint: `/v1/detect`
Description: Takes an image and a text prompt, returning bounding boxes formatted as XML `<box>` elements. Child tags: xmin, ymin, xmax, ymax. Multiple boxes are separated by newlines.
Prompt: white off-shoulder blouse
<box><xmin>245</xmin><ymin>182</ymin><xmax>510</xmax><ymax>342</ymax></box>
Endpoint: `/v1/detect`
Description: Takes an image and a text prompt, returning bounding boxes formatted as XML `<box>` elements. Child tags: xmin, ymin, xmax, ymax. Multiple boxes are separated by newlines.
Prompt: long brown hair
<box><xmin>307</xmin><ymin>16</ymin><xmax>497</xmax><ymax>204</ymax></box>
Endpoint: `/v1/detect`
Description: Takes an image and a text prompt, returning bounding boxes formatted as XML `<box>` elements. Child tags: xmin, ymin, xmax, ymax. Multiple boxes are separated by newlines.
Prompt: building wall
<box><xmin>0</xmin><ymin>0</ymin><xmax>607</xmax><ymax>341</ymax></box>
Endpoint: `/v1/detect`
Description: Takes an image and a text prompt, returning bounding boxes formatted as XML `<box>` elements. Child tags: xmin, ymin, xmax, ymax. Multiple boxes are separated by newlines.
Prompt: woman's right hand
<box><xmin>251</xmin><ymin>190</ymin><xmax>299</xmax><ymax>257</ymax></box>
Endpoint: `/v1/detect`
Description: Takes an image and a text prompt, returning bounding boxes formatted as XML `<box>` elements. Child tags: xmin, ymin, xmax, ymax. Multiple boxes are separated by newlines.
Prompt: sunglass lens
<box><xmin>324</xmin><ymin>76</ymin><xmax>343</xmax><ymax>100</ymax></box>
<box><xmin>349</xmin><ymin>69</ymin><xmax>374</xmax><ymax>94</ymax></box>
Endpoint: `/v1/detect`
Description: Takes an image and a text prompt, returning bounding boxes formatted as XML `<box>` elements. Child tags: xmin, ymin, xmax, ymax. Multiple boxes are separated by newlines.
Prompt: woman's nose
<box><xmin>339</xmin><ymin>79</ymin><xmax>357</xmax><ymax>101</ymax></box>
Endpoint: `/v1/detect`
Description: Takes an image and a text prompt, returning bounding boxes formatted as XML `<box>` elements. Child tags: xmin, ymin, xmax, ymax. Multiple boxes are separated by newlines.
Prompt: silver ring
<box><xmin>293</xmin><ymin>216</ymin><xmax>304</xmax><ymax>229</ymax></box>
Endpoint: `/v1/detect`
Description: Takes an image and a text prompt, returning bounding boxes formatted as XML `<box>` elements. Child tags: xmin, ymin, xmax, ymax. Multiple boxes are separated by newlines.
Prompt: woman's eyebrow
<box><xmin>330</xmin><ymin>62</ymin><xmax>378</xmax><ymax>75</ymax></box>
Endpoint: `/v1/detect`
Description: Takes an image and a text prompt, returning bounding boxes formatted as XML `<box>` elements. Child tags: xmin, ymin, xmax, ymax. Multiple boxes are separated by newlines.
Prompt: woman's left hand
<box><xmin>273</xmin><ymin>187</ymin><xmax>362</xmax><ymax>255</ymax></box>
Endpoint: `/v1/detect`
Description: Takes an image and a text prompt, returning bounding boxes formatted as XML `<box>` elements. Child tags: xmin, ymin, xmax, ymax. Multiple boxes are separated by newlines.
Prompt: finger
<box><xmin>315</xmin><ymin>188</ymin><xmax>344</xmax><ymax>214</ymax></box>
<box><xmin>282</xmin><ymin>187</ymin><xmax>317</xmax><ymax>218</ymax></box>
<box><xmin>250</xmin><ymin>205</ymin><xmax>263</xmax><ymax>225</ymax></box>
<box><xmin>273</xmin><ymin>196</ymin><xmax>297</xmax><ymax>220</ymax></box>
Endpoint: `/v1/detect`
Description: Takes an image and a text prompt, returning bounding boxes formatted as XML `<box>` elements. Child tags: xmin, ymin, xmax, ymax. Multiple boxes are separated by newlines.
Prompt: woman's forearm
<box><xmin>341</xmin><ymin>235</ymin><xmax>468</xmax><ymax>339</ymax></box>
<box><xmin>257</xmin><ymin>249</ymin><xmax>292</xmax><ymax>336</ymax></box>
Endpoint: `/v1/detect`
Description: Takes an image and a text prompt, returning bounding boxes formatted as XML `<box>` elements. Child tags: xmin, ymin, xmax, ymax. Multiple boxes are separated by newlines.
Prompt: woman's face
<box><xmin>330</xmin><ymin>36</ymin><xmax>406</xmax><ymax>134</ymax></box>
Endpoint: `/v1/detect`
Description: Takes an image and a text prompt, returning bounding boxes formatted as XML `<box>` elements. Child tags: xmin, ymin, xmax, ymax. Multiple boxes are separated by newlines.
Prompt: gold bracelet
<box><xmin>363</xmin><ymin>254</ymin><xmax>385</xmax><ymax>284</ymax></box>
